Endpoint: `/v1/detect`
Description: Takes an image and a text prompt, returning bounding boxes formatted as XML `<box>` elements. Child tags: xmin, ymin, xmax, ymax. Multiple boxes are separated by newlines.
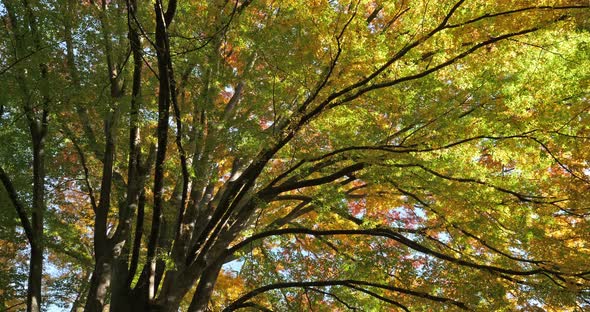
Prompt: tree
<box><xmin>1</xmin><ymin>0</ymin><xmax>590</xmax><ymax>311</ymax></box>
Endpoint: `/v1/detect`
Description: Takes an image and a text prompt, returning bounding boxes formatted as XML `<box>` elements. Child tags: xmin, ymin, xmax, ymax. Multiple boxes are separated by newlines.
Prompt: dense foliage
<box><xmin>1</xmin><ymin>0</ymin><xmax>590</xmax><ymax>311</ymax></box>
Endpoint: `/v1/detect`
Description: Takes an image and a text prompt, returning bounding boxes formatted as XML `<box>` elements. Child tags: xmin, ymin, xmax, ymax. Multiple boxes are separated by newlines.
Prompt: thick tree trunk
<box><xmin>26</xmin><ymin>242</ymin><xmax>43</xmax><ymax>312</ymax></box>
<box><xmin>84</xmin><ymin>258</ymin><xmax>112</xmax><ymax>312</ymax></box>
<box><xmin>151</xmin><ymin>266</ymin><xmax>199</xmax><ymax>312</ymax></box>
<box><xmin>85</xmin><ymin>109</ymin><xmax>118</xmax><ymax>312</ymax></box>
<box><xmin>110</xmin><ymin>1</ymin><xmax>143</xmax><ymax>307</ymax></box>
<box><xmin>187</xmin><ymin>264</ymin><xmax>223</xmax><ymax>312</ymax></box>
<box><xmin>109</xmin><ymin>259</ymin><xmax>132</xmax><ymax>312</ymax></box>
<box><xmin>27</xmin><ymin>118</ymin><xmax>47</xmax><ymax>312</ymax></box>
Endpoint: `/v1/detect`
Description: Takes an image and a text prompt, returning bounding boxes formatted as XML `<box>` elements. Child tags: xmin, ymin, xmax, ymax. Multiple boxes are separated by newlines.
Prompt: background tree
<box><xmin>1</xmin><ymin>0</ymin><xmax>590</xmax><ymax>311</ymax></box>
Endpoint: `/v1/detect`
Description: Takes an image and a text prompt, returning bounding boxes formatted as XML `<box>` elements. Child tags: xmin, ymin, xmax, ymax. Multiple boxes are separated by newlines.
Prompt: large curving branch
<box><xmin>327</xmin><ymin>28</ymin><xmax>539</xmax><ymax>112</ymax></box>
<box><xmin>263</xmin><ymin>131</ymin><xmax>537</xmax><ymax>196</ymax></box>
<box><xmin>303</xmin><ymin>3</ymin><xmax>590</xmax><ymax>128</ymax></box>
<box><xmin>305</xmin><ymin>0</ymin><xmax>467</xmax><ymax>110</ymax></box>
<box><xmin>222</xmin><ymin>279</ymin><xmax>469</xmax><ymax>311</ymax></box>
<box><xmin>223</xmin><ymin>226</ymin><xmax>590</xmax><ymax>279</ymax></box>
<box><xmin>446</xmin><ymin>5</ymin><xmax>590</xmax><ymax>29</ymax></box>
<box><xmin>262</xmin><ymin>163</ymin><xmax>365</xmax><ymax>196</ymax></box>
<box><xmin>389</xmin><ymin>162</ymin><xmax>550</xmax><ymax>203</ymax></box>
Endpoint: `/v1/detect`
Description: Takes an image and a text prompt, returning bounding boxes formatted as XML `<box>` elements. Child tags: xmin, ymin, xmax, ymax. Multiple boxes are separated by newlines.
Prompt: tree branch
<box><xmin>223</xmin><ymin>279</ymin><xmax>469</xmax><ymax>311</ymax></box>
<box><xmin>0</xmin><ymin>166</ymin><xmax>34</xmax><ymax>244</ymax></box>
<box><xmin>446</xmin><ymin>5</ymin><xmax>590</xmax><ymax>29</ymax></box>
<box><xmin>330</xmin><ymin>27</ymin><xmax>539</xmax><ymax>110</ymax></box>
<box><xmin>225</xmin><ymin>228</ymin><xmax>549</xmax><ymax>277</ymax></box>
<box><xmin>263</xmin><ymin>163</ymin><xmax>365</xmax><ymax>196</ymax></box>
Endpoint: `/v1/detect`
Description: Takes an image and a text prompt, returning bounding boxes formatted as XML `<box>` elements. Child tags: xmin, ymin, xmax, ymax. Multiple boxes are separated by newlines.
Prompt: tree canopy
<box><xmin>1</xmin><ymin>0</ymin><xmax>590</xmax><ymax>311</ymax></box>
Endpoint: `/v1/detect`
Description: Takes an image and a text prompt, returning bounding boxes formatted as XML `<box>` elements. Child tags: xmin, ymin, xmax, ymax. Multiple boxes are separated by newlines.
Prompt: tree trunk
<box><xmin>3</xmin><ymin>0</ymin><xmax>49</xmax><ymax>309</ymax></box>
<box><xmin>26</xmin><ymin>242</ymin><xmax>43</xmax><ymax>312</ymax></box>
<box><xmin>84</xmin><ymin>256</ymin><xmax>112</xmax><ymax>312</ymax></box>
<box><xmin>187</xmin><ymin>264</ymin><xmax>223</xmax><ymax>312</ymax></box>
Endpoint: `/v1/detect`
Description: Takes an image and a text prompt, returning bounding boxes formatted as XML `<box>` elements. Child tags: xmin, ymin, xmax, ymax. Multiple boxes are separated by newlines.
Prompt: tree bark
<box><xmin>187</xmin><ymin>264</ymin><xmax>223</xmax><ymax>312</ymax></box>
<box><xmin>27</xmin><ymin>127</ymin><xmax>46</xmax><ymax>312</ymax></box>
<box><xmin>137</xmin><ymin>0</ymin><xmax>177</xmax><ymax>305</ymax></box>
<box><xmin>84</xmin><ymin>119</ymin><xmax>116</xmax><ymax>312</ymax></box>
<box><xmin>109</xmin><ymin>0</ymin><xmax>144</xmax><ymax>308</ymax></box>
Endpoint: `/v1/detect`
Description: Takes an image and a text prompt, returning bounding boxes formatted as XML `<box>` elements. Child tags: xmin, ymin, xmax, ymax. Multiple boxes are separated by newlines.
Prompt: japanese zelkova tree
<box><xmin>2</xmin><ymin>0</ymin><xmax>590</xmax><ymax>311</ymax></box>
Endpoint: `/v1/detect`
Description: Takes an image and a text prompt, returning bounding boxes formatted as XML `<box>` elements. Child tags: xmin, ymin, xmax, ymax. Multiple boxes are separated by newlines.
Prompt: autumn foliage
<box><xmin>1</xmin><ymin>0</ymin><xmax>590</xmax><ymax>311</ymax></box>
